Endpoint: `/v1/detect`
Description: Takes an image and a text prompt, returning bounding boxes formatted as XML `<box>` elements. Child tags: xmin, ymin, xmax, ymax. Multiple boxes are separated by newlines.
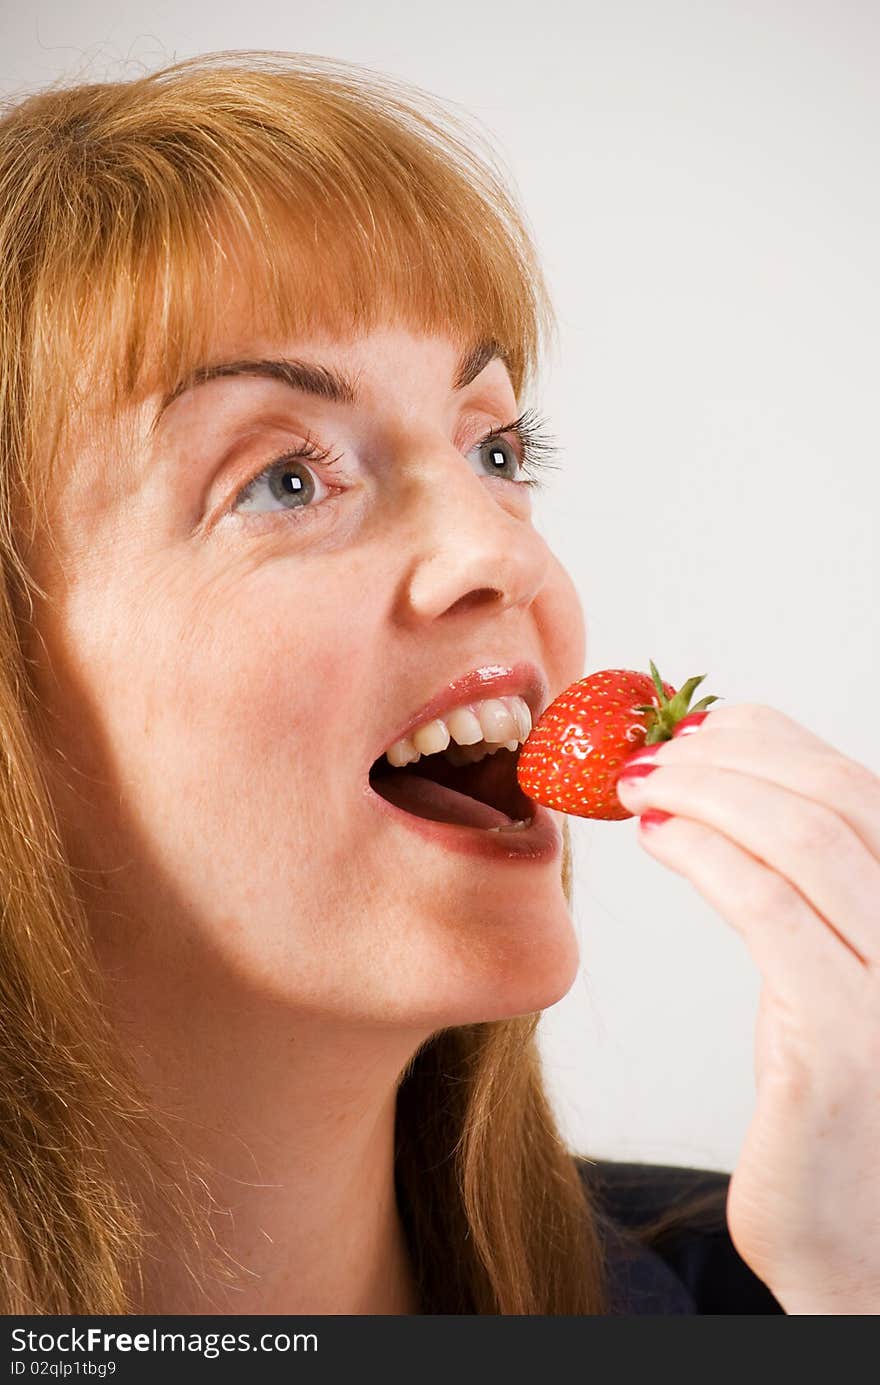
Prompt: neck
<box><xmin>105</xmin><ymin>958</ymin><xmax>428</xmax><ymax>1315</ymax></box>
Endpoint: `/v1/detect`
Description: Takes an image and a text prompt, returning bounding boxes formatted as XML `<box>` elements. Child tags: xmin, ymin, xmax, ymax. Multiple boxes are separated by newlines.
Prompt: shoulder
<box><xmin>576</xmin><ymin>1156</ymin><xmax>785</xmax><ymax>1315</ymax></box>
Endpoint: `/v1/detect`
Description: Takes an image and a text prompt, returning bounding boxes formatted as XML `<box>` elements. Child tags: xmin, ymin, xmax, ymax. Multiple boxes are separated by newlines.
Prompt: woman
<box><xmin>0</xmin><ymin>51</ymin><xmax>876</xmax><ymax>1316</ymax></box>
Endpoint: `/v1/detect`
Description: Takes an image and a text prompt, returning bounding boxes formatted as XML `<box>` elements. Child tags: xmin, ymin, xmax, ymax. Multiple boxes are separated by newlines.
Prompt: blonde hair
<box><xmin>0</xmin><ymin>51</ymin><xmax>609</xmax><ymax>1313</ymax></box>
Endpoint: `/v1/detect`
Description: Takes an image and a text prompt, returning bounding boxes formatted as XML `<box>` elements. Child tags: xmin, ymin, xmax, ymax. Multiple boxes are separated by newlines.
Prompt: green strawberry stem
<box><xmin>633</xmin><ymin>658</ymin><xmax>722</xmax><ymax>745</ymax></box>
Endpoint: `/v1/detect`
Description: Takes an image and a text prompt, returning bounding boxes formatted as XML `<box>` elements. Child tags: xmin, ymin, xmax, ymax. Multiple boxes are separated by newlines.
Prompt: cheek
<box><xmin>41</xmin><ymin>560</ymin><xmax>375</xmax><ymax>865</ymax></box>
<box><xmin>143</xmin><ymin>581</ymin><xmax>371</xmax><ymax>804</ymax></box>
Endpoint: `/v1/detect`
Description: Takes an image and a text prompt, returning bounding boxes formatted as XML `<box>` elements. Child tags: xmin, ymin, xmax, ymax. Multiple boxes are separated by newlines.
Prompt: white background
<box><xmin>2</xmin><ymin>2</ymin><xmax>877</xmax><ymax>1172</ymax></box>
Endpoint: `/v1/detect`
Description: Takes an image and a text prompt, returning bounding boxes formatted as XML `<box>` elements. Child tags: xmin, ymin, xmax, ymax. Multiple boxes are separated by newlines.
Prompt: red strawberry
<box><xmin>516</xmin><ymin>660</ymin><xmax>722</xmax><ymax>820</ymax></box>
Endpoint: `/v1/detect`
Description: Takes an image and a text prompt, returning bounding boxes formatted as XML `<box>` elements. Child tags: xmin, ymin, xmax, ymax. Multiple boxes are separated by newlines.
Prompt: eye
<box><xmin>467</xmin><ymin>411</ymin><xmax>562</xmax><ymax>491</ymax></box>
<box><xmin>468</xmin><ymin>431</ymin><xmax>528</xmax><ymax>484</ymax></box>
<box><xmin>231</xmin><ymin>439</ymin><xmax>342</xmax><ymax>518</ymax></box>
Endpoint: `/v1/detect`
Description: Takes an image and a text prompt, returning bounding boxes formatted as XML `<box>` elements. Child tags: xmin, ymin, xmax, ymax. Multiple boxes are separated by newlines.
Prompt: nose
<box><xmin>392</xmin><ymin>445</ymin><xmax>551</xmax><ymax>625</ymax></box>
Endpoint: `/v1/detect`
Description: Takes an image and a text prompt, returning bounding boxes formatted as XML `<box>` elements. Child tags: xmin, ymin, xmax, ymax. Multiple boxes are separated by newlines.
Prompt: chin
<box><xmin>402</xmin><ymin>903</ymin><xmax>582</xmax><ymax>1029</ymax></box>
<box><xmin>475</xmin><ymin>924</ymin><xmax>581</xmax><ymax>1023</ymax></box>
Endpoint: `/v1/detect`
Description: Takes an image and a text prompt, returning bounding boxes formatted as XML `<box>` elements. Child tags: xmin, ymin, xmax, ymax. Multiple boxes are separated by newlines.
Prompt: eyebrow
<box><xmin>149</xmin><ymin>337</ymin><xmax>507</xmax><ymax>436</ymax></box>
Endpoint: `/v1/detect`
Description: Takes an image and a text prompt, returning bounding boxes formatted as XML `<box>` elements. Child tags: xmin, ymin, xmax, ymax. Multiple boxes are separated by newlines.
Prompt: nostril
<box><xmin>445</xmin><ymin>588</ymin><xmax>503</xmax><ymax>617</ymax></box>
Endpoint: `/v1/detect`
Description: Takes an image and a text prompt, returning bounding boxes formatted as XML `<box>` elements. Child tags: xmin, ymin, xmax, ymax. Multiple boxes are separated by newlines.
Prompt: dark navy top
<box><xmin>579</xmin><ymin>1158</ymin><xmax>785</xmax><ymax>1314</ymax></box>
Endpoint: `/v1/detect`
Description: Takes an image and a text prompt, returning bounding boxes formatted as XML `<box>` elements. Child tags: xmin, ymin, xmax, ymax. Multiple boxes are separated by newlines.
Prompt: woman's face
<box><xmin>26</xmin><ymin>325</ymin><xmax>587</xmax><ymax>1029</ymax></box>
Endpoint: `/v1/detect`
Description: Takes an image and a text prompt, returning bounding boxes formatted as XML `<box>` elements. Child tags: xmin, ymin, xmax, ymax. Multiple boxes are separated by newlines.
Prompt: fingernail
<box><xmin>672</xmin><ymin>711</ymin><xmax>711</xmax><ymax>738</ymax></box>
<box><xmin>640</xmin><ymin>809</ymin><xmax>673</xmax><ymax>831</ymax></box>
<box><xmin>617</xmin><ymin>762</ymin><xmax>659</xmax><ymax>783</ymax></box>
<box><xmin>621</xmin><ymin>742</ymin><xmax>662</xmax><ymax>769</ymax></box>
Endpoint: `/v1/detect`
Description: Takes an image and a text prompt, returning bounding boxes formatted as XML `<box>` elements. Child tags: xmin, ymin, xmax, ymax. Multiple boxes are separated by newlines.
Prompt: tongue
<box><xmin>376</xmin><ymin>771</ymin><xmax>516</xmax><ymax>829</ymax></box>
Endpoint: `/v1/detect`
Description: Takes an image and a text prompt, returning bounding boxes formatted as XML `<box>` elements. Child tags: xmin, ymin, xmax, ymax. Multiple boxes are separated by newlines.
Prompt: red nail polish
<box><xmin>672</xmin><ymin>711</ymin><xmax>711</xmax><ymax>738</ymax></box>
<box><xmin>640</xmin><ymin>809</ymin><xmax>673</xmax><ymax>831</ymax></box>
<box><xmin>622</xmin><ymin>742</ymin><xmax>662</xmax><ymax>769</ymax></box>
<box><xmin>617</xmin><ymin>762</ymin><xmax>659</xmax><ymax>782</ymax></box>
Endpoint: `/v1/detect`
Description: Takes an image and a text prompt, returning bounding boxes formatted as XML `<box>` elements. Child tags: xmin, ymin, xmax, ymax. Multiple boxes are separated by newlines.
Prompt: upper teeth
<box><xmin>384</xmin><ymin>695</ymin><xmax>533</xmax><ymax>768</ymax></box>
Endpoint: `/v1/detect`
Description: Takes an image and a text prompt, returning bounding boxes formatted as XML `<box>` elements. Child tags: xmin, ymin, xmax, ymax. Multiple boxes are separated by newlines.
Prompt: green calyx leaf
<box><xmin>636</xmin><ymin>659</ymin><xmax>723</xmax><ymax>745</ymax></box>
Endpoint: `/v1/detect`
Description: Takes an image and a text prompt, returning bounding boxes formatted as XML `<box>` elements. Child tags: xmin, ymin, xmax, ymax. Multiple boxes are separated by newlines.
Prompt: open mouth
<box><xmin>368</xmin><ymin>742</ymin><xmax>535</xmax><ymax>831</ymax></box>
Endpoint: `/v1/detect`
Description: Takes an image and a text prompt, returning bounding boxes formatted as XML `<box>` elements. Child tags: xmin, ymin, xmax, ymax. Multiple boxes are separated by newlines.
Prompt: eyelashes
<box><xmin>486</xmin><ymin>407</ymin><xmax>563</xmax><ymax>488</ymax></box>
<box><xmin>231</xmin><ymin>406</ymin><xmax>564</xmax><ymax>519</ymax></box>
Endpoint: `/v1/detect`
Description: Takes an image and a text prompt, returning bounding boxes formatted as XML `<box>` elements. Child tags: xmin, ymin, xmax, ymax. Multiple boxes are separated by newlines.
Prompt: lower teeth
<box><xmin>486</xmin><ymin>818</ymin><xmax>531</xmax><ymax>833</ymax></box>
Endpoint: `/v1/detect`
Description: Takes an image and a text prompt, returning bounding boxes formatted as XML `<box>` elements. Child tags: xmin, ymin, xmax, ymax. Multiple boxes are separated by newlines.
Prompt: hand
<box><xmin>614</xmin><ymin>703</ymin><xmax>880</xmax><ymax>1315</ymax></box>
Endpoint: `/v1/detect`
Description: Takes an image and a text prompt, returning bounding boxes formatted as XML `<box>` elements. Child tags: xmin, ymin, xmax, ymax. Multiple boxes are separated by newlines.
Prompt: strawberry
<box><xmin>516</xmin><ymin>660</ymin><xmax>722</xmax><ymax>820</ymax></box>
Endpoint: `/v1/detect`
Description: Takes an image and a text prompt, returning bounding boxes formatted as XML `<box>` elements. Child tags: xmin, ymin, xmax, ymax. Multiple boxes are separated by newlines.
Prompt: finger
<box><xmin>630</xmin><ymin>712</ymin><xmax>880</xmax><ymax>863</ymax></box>
<box><xmin>632</xmin><ymin>810</ymin><xmax>868</xmax><ymax>1010</ymax></box>
<box><xmin>691</xmin><ymin>701</ymin><xmax>869</xmax><ymax>759</ymax></box>
<box><xmin>616</xmin><ymin>764</ymin><xmax>880</xmax><ymax>966</ymax></box>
